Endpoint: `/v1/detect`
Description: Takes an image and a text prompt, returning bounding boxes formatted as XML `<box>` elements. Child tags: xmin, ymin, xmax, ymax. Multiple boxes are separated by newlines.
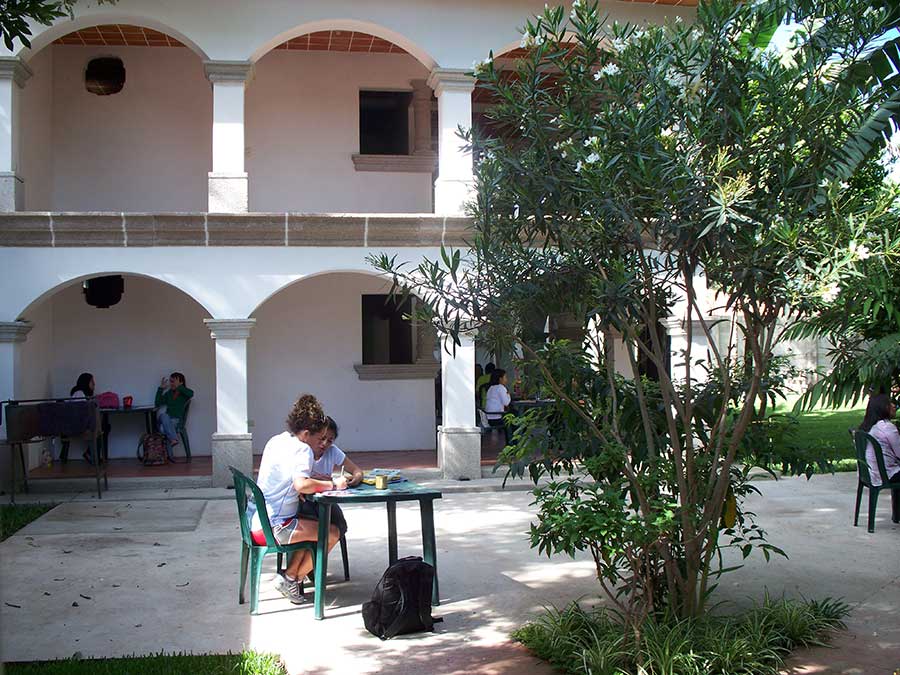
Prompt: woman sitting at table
<box><xmin>859</xmin><ymin>393</ymin><xmax>900</xmax><ymax>485</ymax></box>
<box><xmin>155</xmin><ymin>371</ymin><xmax>194</xmax><ymax>462</ymax></box>
<box><xmin>484</xmin><ymin>368</ymin><xmax>511</xmax><ymax>428</ymax></box>
<box><xmin>295</xmin><ymin>415</ymin><xmax>362</xmax><ymax>539</ymax></box>
<box><xmin>62</xmin><ymin>372</ymin><xmax>97</xmax><ymax>462</ymax></box>
<box><xmin>251</xmin><ymin>397</ymin><xmax>363</xmax><ymax>605</ymax></box>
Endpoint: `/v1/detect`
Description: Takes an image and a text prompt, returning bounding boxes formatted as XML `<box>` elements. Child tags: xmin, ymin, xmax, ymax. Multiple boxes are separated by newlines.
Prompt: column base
<box><xmin>437</xmin><ymin>426</ymin><xmax>481</xmax><ymax>480</ymax></box>
<box><xmin>211</xmin><ymin>433</ymin><xmax>252</xmax><ymax>487</ymax></box>
<box><xmin>208</xmin><ymin>172</ymin><xmax>249</xmax><ymax>213</ymax></box>
<box><xmin>0</xmin><ymin>172</ymin><xmax>24</xmax><ymax>212</ymax></box>
<box><xmin>433</xmin><ymin>177</ymin><xmax>474</xmax><ymax>215</ymax></box>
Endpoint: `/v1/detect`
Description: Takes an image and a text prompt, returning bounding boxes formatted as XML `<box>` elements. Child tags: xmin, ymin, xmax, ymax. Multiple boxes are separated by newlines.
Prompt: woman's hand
<box><xmin>347</xmin><ymin>472</ymin><xmax>364</xmax><ymax>488</ymax></box>
<box><xmin>332</xmin><ymin>475</ymin><xmax>349</xmax><ymax>491</ymax></box>
<box><xmin>160</xmin><ymin>376</ymin><xmax>168</xmax><ymax>388</ymax></box>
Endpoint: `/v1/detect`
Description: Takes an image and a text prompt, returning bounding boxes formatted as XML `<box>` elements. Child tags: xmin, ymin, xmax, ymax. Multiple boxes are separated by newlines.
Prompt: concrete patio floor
<box><xmin>0</xmin><ymin>472</ymin><xmax>897</xmax><ymax>675</ymax></box>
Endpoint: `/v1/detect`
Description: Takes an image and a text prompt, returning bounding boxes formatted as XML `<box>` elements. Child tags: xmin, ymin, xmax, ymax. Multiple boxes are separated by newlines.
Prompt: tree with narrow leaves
<box><xmin>372</xmin><ymin>0</ymin><xmax>899</xmax><ymax>637</ymax></box>
<box><xmin>1</xmin><ymin>0</ymin><xmax>118</xmax><ymax>51</ymax></box>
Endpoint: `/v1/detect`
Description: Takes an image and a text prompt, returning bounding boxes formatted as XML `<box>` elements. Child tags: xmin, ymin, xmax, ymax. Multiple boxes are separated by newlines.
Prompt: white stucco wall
<box><xmin>27</xmin><ymin>45</ymin><xmax>434</xmax><ymax>212</ymax></box>
<box><xmin>20</xmin><ymin>48</ymin><xmax>54</xmax><ymax>211</ymax></box>
<box><xmin>11</xmin><ymin>302</ymin><xmax>53</xmax><ymax>468</ymax></box>
<box><xmin>47</xmin><ymin>45</ymin><xmax>211</xmax><ymax>212</ymax></box>
<box><xmin>247</xmin><ymin>50</ymin><xmax>432</xmax><ymax>212</ymax></box>
<box><xmin>249</xmin><ymin>272</ymin><xmax>437</xmax><ymax>452</ymax></box>
<box><xmin>19</xmin><ymin>276</ymin><xmax>217</xmax><ymax>458</ymax></box>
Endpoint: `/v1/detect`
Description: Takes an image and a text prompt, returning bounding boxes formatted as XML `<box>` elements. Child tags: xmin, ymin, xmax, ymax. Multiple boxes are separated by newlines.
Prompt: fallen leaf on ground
<box><xmin>79</xmin><ymin>594</ymin><xmax>91</xmax><ymax>600</ymax></box>
<box><xmin>176</xmin><ymin>582</ymin><xmax>189</xmax><ymax>587</ymax></box>
<box><xmin>4</xmin><ymin>603</ymin><xmax>21</xmax><ymax>609</ymax></box>
<box><xmin>71</xmin><ymin>602</ymin><xmax>79</xmax><ymax>607</ymax></box>
<box><xmin>157</xmin><ymin>562</ymin><xmax>166</xmax><ymax>568</ymax></box>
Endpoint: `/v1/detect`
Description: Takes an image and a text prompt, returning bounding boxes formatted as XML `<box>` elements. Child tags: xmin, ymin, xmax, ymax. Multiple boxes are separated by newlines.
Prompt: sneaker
<box><xmin>275</xmin><ymin>575</ymin><xmax>307</xmax><ymax>605</ymax></box>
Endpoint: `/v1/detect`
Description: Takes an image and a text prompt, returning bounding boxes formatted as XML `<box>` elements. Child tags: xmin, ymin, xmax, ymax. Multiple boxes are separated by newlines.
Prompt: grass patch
<box><xmin>770</xmin><ymin>398</ymin><xmax>865</xmax><ymax>473</ymax></box>
<box><xmin>513</xmin><ymin>596</ymin><xmax>850</xmax><ymax>675</ymax></box>
<box><xmin>1</xmin><ymin>503</ymin><xmax>57</xmax><ymax>541</ymax></box>
<box><xmin>5</xmin><ymin>651</ymin><xmax>287</xmax><ymax>675</ymax></box>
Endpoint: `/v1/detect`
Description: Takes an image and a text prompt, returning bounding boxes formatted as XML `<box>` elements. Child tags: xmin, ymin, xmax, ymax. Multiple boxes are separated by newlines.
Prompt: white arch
<box><xmin>17</xmin><ymin>272</ymin><xmax>215</xmax><ymax>321</ymax></box>
<box><xmin>250</xmin><ymin>18</ymin><xmax>437</xmax><ymax>70</ymax></box>
<box><xmin>248</xmin><ymin>267</ymin><xmax>396</xmax><ymax>319</ymax></box>
<box><xmin>17</xmin><ymin>13</ymin><xmax>209</xmax><ymax>62</ymax></box>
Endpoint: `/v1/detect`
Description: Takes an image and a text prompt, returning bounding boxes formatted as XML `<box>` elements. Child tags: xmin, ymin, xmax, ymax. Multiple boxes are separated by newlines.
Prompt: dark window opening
<box><xmin>362</xmin><ymin>294</ymin><xmax>413</xmax><ymax>364</ymax></box>
<box><xmin>85</xmin><ymin>57</ymin><xmax>126</xmax><ymax>96</ymax></box>
<box><xmin>359</xmin><ymin>91</ymin><xmax>411</xmax><ymax>155</ymax></box>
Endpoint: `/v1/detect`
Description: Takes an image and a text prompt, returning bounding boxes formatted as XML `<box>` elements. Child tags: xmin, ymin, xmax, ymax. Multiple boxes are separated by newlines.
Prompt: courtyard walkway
<box><xmin>0</xmin><ymin>473</ymin><xmax>897</xmax><ymax>674</ymax></box>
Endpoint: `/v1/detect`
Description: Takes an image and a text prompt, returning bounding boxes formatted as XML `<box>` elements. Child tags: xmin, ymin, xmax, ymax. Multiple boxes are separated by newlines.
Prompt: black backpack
<box><xmin>362</xmin><ymin>556</ymin><xmax>437</xmax><ymax>640</ymax></box>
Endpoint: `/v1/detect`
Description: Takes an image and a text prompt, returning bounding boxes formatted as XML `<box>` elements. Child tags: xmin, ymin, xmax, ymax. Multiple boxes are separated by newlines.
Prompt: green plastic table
<box><xmin>308</xmin><ymin>480</ymin><xmax>442</xmax><ymax>620</ymax></box>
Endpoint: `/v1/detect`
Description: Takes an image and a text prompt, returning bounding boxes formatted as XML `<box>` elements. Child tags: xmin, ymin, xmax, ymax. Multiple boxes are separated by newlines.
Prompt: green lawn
<box><xmin>773</xmin><ymin>398</ymin><xmax>865</xmax><ymax>472</ymax></box>
<box><xmin>1</xmin><ymin>503</ymin><xmax>58</xmax><ymax>541</ymax></box>
<box><xmin>5</xmin><ymin>652</ymin><xmax>286</xmax><ymax>675</ymax></box>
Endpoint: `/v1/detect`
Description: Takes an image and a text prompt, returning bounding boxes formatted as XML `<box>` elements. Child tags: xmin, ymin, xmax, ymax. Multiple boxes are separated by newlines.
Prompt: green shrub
<box><xmin>514</xmin><ymin>597</ymin><xmax>850</xmax><ymax>675</ymax></box>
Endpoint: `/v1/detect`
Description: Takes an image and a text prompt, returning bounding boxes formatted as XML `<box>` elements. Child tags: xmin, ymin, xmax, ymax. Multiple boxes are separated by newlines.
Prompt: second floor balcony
<box><xmin>10</xmin><ymin>24</ymin><xmax>485</xmax><ymax>215</ymax></box>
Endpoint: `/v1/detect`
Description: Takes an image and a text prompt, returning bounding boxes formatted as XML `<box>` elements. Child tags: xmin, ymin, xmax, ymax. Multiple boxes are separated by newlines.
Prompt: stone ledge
<box><xmin>351</xmin><ymin>154</ymin><xmax>437</xmax><ymax>173</ymax></box>
<box><xmin>0</xmin><ymin>212</ymin><xmax>474</xmax><ymax>247</ymax></box>
<box><xmin>353</xmin><ymin>363</ymin><xmax>439</xmax><ymax>380</ymax></box>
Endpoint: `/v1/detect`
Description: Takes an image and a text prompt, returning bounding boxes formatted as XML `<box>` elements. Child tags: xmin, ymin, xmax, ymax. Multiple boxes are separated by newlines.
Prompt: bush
<box><xmin>513</xmin><ymin>597</ymin><xmax>849</xmax><ymax>675</ymax></box>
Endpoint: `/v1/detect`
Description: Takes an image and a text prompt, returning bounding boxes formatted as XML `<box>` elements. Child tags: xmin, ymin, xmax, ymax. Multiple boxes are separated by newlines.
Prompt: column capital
<box><xmin>0</xmin><ymin>321</ymin><xmax>32</xmax><ymax>343</ymax></box>
<box><xmin>661</xmin><ymin>315</ymin><xmax>723</xmax><ymax>336</ymax></box>
<box><xmin>204</xmin><ymin>318</ymin><xmax>255</xmax><ymax>340</ymax></box>
<box><xmin>427</xmin><ymin>68</ymin><xmax>476</xmax><ymax>96</ymax></box>
<box><xmin>203</xmin><ymin>60</ymin><xmax>254</xmax><ymax>85</ymax></box>
<box><xmin>0</xmin><ymin>57</ymin><xmax>32</xmax><ymax>88</ymax></box>
<box><xmin>410</xmin><ymin>78</ymin><xmax>432</xmax><ymax>98</ymax></box>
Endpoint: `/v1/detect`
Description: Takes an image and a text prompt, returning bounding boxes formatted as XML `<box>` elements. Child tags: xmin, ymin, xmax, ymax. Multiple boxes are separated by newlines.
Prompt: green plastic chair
<box><xmin>174</xmin><ymin>399</ymin><xmax>191</xmax><ymax>462</ymax></box>
<box><xmin>852</xmin><ymin>429</ymin><xmax>900</xmax><ymax>533</ymax></box>
<box><xmin>229</xmin><ymin>466</ymin><xmax>349</xmax><ymax>614</ymax></box>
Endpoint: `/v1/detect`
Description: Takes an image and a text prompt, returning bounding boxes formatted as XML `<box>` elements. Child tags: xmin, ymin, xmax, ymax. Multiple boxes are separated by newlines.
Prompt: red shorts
<box><xmin>250</xmin><ymin>517</ymin><xmax>300</xmax><ymax>546</ymax></box>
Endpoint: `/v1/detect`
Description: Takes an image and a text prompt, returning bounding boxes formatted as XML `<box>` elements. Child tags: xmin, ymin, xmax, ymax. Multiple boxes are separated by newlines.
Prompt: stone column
<box><xmin>410</xmin><ymin>79</ymin><xmax>435</xmax><ymax>157</ymax></box>
<box><xmin>415</xmin><ymin>319</ymin><xmax>438</xmax><ymax>365</ymax></box>
<box><xmin>0</xmin><ymin>58</ymin><xmax>32</xmax><ymax>212</ymax></box>
<box><xmin>426</xmin><ymin>68</ymin><xmax>475</xmax><ymax>215</ymax></box>
<box><xmin>661</xmin><ymin>317</ymin><xmax>712</xmax><ymax>384</ymax></box>
<box><xmin>0</xmin><ymin>321</ymin><xmax>32</xmax><ymax>491</ymax></box>
<box><xmin>204</xmin><ymin>61</ymin><xmax>254</xmax><ymax>213</ymax></box>
<box><xmin>438</xmin><ymin>330</ymin><xmax>481</xmax><ymax>479</ymax></box>
<box><xmin>204</xmin><ymin>318</ymin><xmax>255</xmax><ymax>487</ymax></box>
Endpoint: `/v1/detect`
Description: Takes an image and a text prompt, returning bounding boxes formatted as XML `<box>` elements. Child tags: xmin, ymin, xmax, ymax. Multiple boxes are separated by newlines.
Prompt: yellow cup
<box><xmin>374</xmin><ymin>475</ymin><xmax>388</xmax><ymax>490</ymax></box>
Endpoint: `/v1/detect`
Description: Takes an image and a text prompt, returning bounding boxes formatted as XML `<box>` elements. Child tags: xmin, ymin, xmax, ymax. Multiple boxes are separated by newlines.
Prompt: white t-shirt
<box><xmin>485</xmin><ymin>384</ymin><xmax>511</xmax><ymax>419</ymax></box>
<box><xmin>250</xmin><ymin>432</ymin><xmax>348</xmax><ymax>530</ymax></box>
<box><xmin>867</xmin><ymin>419</ymin><xmax>900</xmax><ymax>486</ymax></box>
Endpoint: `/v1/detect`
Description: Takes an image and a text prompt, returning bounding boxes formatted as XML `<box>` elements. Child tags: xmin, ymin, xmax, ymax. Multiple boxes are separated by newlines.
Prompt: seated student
<box><xmin>250</xmin><ymin>396</ymin><xmax>361</xmax><ymax>605</ymax></box>
<box><xmin>296</xmin><ymin>416</ymin><xmax>363</xmax><ymax>539</ymax></box>
<box><xmin>484</xmin><ymin>368</ymin><xmax>511</xmax><ymax>428</ymax></box>
<box><xmin>70</xmin><ymin>372</ymin><xmax>95</xmax><ymax>400</ymax></box>
<box><xmin>477</xmin><ymin>362</ymin><xmax>495</xmax><ymax>409</ymax></box>
<box><xmin>860</xmin><ymin>393</ymin><xmax>900</xmax><ymax>485</ymax></box>
<box><xmin>62</xmin><ymin>373</ymin><xmax>97</xmax><ymax>462</ymax></box>
<box><xmin>155</xmin><ymin>372</ymin><xmax>194</xmax><ymax>462</ymax></box>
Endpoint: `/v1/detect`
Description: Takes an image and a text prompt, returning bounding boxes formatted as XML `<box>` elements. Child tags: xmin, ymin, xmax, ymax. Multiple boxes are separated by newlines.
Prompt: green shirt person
<box><xmin>155</xmin><ymin>372</ymin><xmax>194</xmax><ymax>461</ymax></box>
<box><xmin>477</xmin><ymin>363</ymin><xmax>495</xmax><ymax>409</ymax></box>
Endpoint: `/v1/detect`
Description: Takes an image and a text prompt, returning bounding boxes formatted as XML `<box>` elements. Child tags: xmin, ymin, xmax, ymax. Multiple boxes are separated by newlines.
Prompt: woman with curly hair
<box><xmin>249</xmin><ymin>394</ymin><xmax>360</xmax><ymax>605</ymax></box>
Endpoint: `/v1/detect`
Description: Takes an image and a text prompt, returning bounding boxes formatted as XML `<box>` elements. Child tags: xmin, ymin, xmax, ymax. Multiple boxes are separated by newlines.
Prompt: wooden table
<box><xmin>100</xmin><ymin>405</ymin><xmax>157</xmax><ymax>461</ymax></box>
<box><xmin>308</xmin><ymin>480</ymin><xmax>442</xmax><ymax>620</ymax></box>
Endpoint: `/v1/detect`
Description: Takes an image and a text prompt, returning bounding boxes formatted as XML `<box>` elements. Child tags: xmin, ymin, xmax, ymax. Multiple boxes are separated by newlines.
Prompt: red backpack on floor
<box><xmin>137</xmin><ymin>433</ymin><xmax>167</xmax><ymax>465</ymax></box>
